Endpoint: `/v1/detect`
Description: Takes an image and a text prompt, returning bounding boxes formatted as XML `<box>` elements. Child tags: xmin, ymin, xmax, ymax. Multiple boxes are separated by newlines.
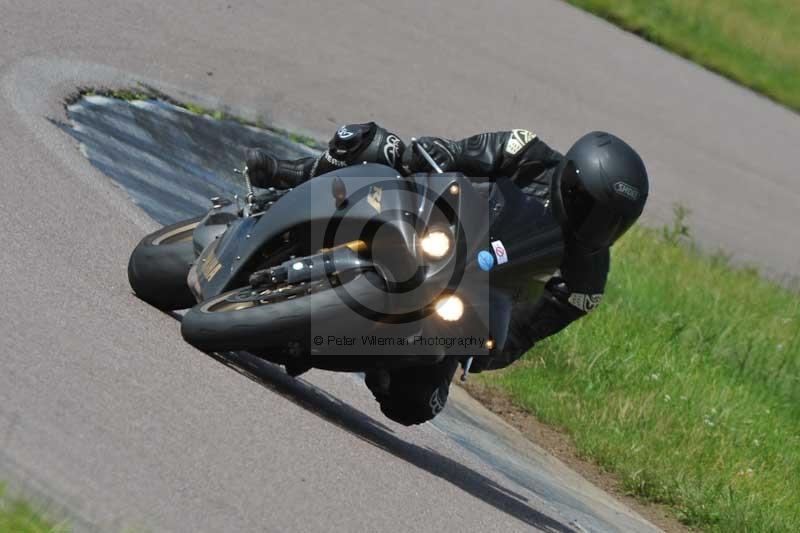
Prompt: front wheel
<box><xmin>181</xmin><ymin>271</ymin><xmax>387</xmax><ymax>353</ymax></box>
<box><xmin>127</xmin><ymin>216</ymin><xmax>203</xmax><ymax>310</ymax></box>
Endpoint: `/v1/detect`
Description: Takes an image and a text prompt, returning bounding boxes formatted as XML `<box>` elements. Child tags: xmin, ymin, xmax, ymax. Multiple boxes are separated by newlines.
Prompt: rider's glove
<box><xmin>404</xmin><ymin>137</ymin><xmax>461</xmax><ymax>173</ymax></box>
<box><xmin>245</xmin><ymin>148</ymin><xmax>279</xmax><ymax>188</ymax></box>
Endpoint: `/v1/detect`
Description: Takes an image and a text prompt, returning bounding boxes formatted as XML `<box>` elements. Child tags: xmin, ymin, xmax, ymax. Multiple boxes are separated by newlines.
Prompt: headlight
<box><xmin>420</xmin><ymin>230</ymin><xmax>451</xmax><ymax>259</ymax></box>
<box><xmin>435</xmin><ymin>295</ymin><xmax>464</xmax><ymax>322</ymax></box>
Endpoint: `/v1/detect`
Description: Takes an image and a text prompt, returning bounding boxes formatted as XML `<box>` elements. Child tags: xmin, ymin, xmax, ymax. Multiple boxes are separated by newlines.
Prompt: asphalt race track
<box><xmin>2</xmin><ymin>1</ymin><xmax>799</xmax><ymax>532</ymax></box>
<box><xmin>7</xmin><ymin>91</ymin><xmax>661</xmax><ymax>533</ymax></box>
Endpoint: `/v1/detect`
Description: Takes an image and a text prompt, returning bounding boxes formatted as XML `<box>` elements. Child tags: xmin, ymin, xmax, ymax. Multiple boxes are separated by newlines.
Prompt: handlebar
<box><xmin>235</xmin><ymin>138</ymin><xmax>440</xmax><ymax>216</ymax></box>
<box><xmin>252</xmin><ymin>188</ymin><xmax>288</xmax><ymax>210</ymax></box>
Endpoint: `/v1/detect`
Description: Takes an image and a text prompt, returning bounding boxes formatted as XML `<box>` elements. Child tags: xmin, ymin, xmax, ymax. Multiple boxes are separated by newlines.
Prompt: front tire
<box><xmin>127</xmin><ymin>216</ymin><xmax>203</xmax><ymax>310</ymax></box>
<box><xmin>181</xmin><ymin>272</ymin><xmax>387</xmax><ymax>353</ymax></box>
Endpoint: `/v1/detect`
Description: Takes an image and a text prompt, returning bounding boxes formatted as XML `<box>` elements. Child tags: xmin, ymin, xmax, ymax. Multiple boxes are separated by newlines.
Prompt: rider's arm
<box><xmin>417</xmin><ymin>130</ymin><xmax>562</xmax><ymax>184</ymax></box>
<box><xmin>247</xmin><ymin>152</ymin><xmax>346</xmax><ymax>189</ymax></box>
<box><xmin>272</xmin><ymin>156</ymin><xmax>318</xmax><ymax>187</ymax></box>
<box><xmin>248</xmin><ymin>122</ymin><xmax>405</xmax><ymax>188</ymax></box>
<box><xmin>476</xmin><ymin>244</ymin><xmax>610</xmax><ymax>371</ymax></box>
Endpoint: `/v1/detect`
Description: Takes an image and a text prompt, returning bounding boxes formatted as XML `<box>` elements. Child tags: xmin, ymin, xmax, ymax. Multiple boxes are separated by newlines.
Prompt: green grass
<box><xmin>565</xmin><ymin>0</ymin><xmax>800</xmax><ymax>112</ymax></box>
<box><xmin>476</xmin><ymin>207</ymin><xmax>800</xmax><ymax>531</ymax></box>
<box><xmin>0</xmin><ymin>485</ymin><xmax>67</xmax><ymax>532</ymax></box>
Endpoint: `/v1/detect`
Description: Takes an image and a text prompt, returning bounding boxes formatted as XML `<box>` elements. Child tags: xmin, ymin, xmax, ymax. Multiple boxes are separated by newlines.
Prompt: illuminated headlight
<box><xmin>435</xmin><ymin>295</ymin><xmax>464</xmax><ymax>322</ymax></box>
<box><xmin>420</xmin><ymin>230</ymin><xmax>451</xmax><ymax>259</ymax></box>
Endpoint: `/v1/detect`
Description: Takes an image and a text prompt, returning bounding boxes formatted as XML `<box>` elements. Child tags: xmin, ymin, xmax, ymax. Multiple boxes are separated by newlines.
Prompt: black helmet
<box><xmin>551</xmin><ymin>131</ymin><xmax>648</xmax><ymax>251</ymax></box>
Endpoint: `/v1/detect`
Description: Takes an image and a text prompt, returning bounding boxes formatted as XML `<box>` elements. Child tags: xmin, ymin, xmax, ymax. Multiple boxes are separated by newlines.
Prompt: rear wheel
<box><xmin>127</xmin><ymin>216</ymin><xmax>203</xmax><ymax>310</ymax></box>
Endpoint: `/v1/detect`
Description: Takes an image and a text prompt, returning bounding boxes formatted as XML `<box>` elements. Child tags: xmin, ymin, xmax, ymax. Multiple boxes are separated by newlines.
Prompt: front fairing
<box><xmin>190</xmin><ymin>164</ymin><xmax>564</xmax><ymax>356</ymax></box>
<box><xmin>412</xmin><ymin>176</ymin><xmax>565</xmax><ymax>355</ymax></box>
<box><xmin>194</xmin><ymin>164</ymin><xmax>420</xmax><ymax>300</ymax></box>
<box><xmin>487</xmin><ymin>177</ymin><xmax>564</xmax><ymax>296</ymax></box>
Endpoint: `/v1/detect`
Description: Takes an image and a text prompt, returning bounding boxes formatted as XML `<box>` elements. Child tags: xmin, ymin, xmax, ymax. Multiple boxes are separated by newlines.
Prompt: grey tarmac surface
<box><xmin>0</xmin><ymin>1</ymin><xmax>797</xmax><ymax>532</ymax></box>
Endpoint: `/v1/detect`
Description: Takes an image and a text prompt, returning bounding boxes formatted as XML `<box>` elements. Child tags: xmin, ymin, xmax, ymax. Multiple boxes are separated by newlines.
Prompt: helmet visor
<box><xmin>560</xmin><ymin>161</ymin><xmax>594</xmax><ymax>228</ymax></box>
<box><xmin>561</xmin><ymin>160</ymin><xmax>631</xmax><ymax>249</ymax></box>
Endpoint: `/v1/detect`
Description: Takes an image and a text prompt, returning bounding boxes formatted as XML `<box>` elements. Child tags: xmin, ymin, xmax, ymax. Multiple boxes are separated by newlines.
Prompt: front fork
<box><xmin>249</xmin><ymin>241</ymin><xmax>372</xmax><ymax>289</ymax></box>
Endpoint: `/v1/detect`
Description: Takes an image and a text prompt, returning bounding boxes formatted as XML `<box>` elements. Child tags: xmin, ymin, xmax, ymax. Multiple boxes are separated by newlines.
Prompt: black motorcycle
<box><xmin>128</xmin><ymin>141</ymin><xmax>563</xmax><ymax>376</ymax></box>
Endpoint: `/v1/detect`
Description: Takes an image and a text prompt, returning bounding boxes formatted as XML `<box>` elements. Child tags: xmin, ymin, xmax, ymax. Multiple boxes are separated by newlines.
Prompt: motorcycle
<box><xmin>127</xmin><ymin>141</ymin><xmax>564</xmax><ymax>377</ymax></box>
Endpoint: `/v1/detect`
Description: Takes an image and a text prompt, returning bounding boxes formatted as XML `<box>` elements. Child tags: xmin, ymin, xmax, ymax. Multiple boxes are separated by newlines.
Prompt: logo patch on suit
<box><xmin>337</xmin><ymin>125</ymin><xmax>354</xmax><ymax>139</ymax></box>
<box><xmin>383</xmin><ymin>134</ymin><xmax>402</xmax><ymax>167</ymax></box>
<box><xmin>429</xmin><ymin>389</ymin><xmax>446</xmax><ymax>415</ymax></box>
<box><xmin>504</xmin><ymin>129</ymin><xmax>537</xmax><ymax>155</ymax></box>
<box><xmin>491</xmin><ymin>240</ymin><xmax>508</xmax><ymax>265</ymax></box>
<box><xmin>323</xmin><ymin>151</ymin><xmax>347</xmax><ymax>168</ymax></box>
<box><xmin>568</xmin><ymin>293</ymin><xmax>603</xmax><ymax>313</ymax></box>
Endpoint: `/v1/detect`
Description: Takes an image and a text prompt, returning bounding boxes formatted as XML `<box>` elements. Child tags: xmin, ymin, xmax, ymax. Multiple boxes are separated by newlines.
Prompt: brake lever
<box><xmin>252</xmin><ymin>188</ymin><xmax>289</xmax><ymax>210</ymax></box>
<box><xmin>410</xmin><ymin>137</ymin><xmax>444</xmax><ymax>174</ymax></box>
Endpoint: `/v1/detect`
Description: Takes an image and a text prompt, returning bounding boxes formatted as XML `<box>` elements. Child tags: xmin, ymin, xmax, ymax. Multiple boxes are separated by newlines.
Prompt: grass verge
<box><xmin>565</xmin><ymin>0</ymin><xmax>800</xmax><ymax>112</ymax></box>
<box><xmin>0</xmin><ymin>484</ymin><xmax>67</xmax><ymax>532</ymax></box>
<box><xmin>475</xmin><ymin>207</ymin><xmax>800</xmax><ymax>531</ymax></box>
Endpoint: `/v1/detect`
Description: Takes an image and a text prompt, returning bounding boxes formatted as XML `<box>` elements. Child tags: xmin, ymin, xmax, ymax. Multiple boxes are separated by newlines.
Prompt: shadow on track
<box><xmin>205</xmin><ymin>348</ymin><xmax>574</xmax><ymax>533</ymax></box>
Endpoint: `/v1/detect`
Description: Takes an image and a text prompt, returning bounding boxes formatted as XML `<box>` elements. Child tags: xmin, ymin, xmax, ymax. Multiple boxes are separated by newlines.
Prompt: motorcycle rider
<box><xmin>245</xmin><ymin>122</ymin><xmax>649</xmax><ymax>426</ymax></box>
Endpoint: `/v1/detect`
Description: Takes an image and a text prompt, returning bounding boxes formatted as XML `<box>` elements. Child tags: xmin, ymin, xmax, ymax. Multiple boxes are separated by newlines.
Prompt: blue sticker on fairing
<box><xmin>477</xmin><ymin>250</ymin><xmax>495</xmax><ymax>271</ymax></box>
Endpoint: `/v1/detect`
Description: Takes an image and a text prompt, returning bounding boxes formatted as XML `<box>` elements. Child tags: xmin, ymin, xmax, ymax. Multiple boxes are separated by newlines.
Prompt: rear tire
<box><xmin>127</xmin><ymin>216</ymin><xmax>203</xmax><ymax>310</ymax></box>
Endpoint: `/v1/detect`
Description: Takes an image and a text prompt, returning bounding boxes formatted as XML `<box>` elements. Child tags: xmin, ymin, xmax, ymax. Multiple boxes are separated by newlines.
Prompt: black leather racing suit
<box><xmin>251</xmin><ymin>123</ymin><xmax>610</xmax><ymax>425</ymax></box>
<box><xmin>431</xmin><ymin>128</ymin><xmax>610</xmax><ymax>372</ymax></box>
